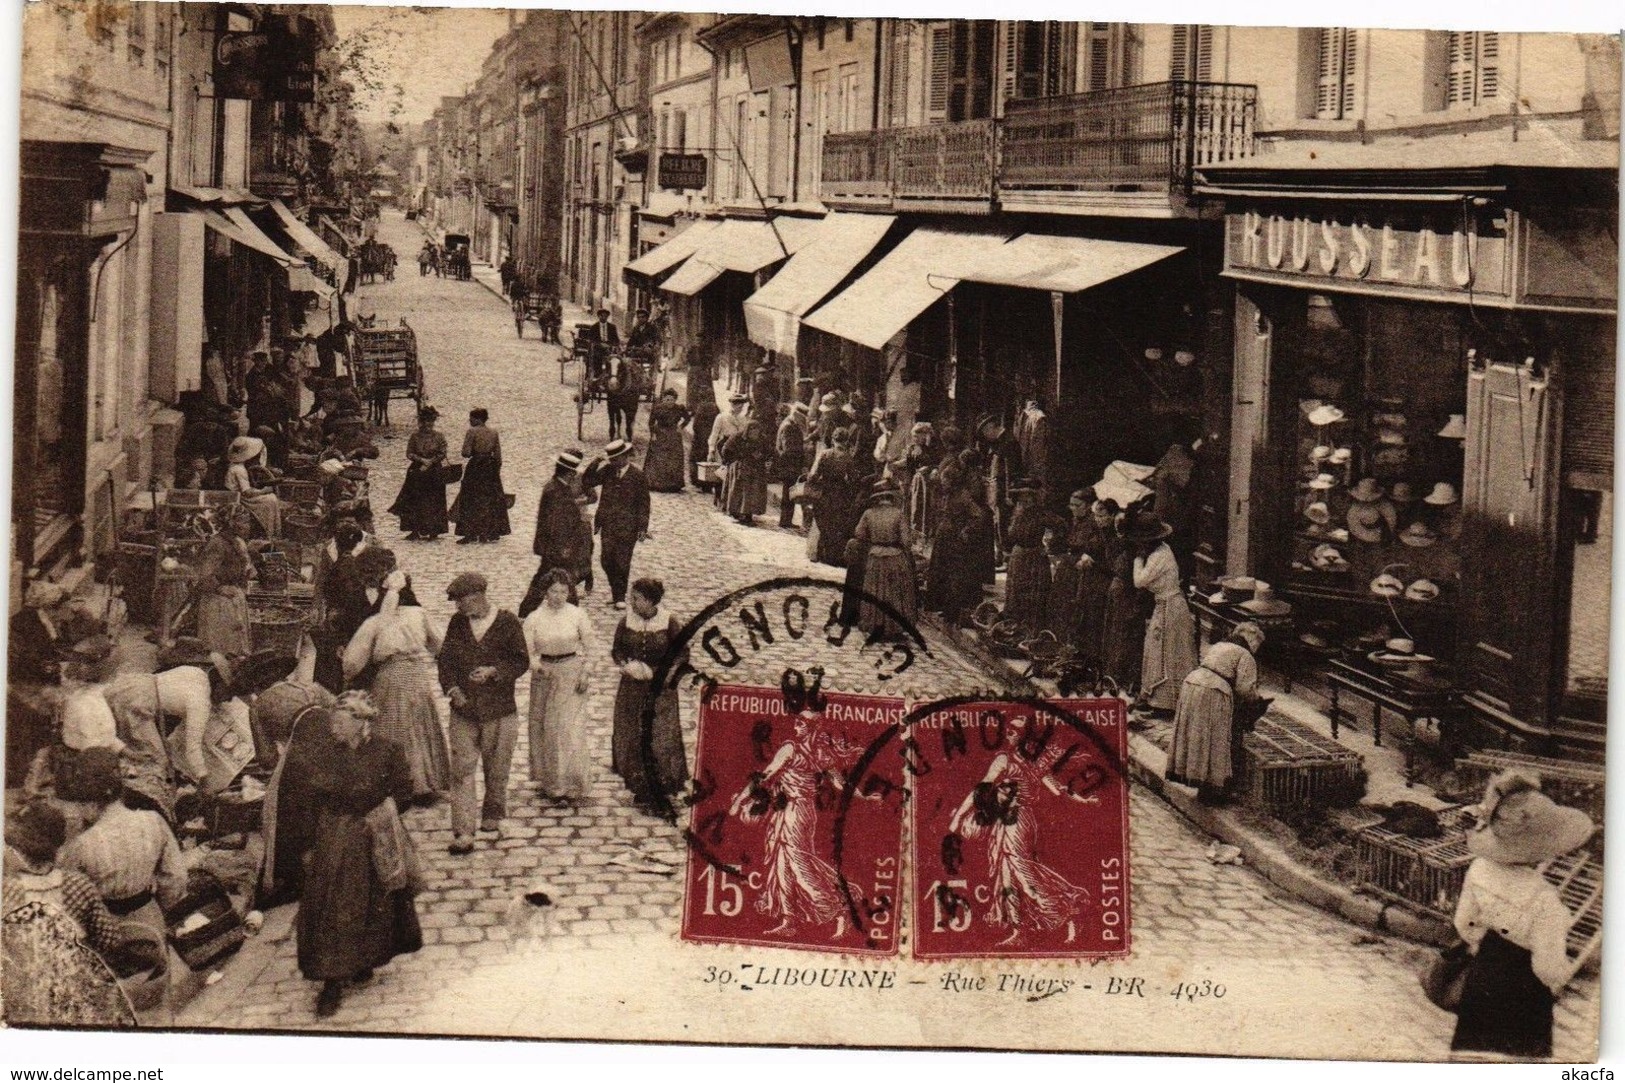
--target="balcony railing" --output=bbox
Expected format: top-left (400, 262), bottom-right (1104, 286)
top-left (1002, 81), bottom-right (1257, 192)
top-left (817, 81), bottom-right (1258, 208)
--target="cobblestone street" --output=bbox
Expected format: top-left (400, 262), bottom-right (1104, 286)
top-left (175, 214), bottom-right (1595, 1060)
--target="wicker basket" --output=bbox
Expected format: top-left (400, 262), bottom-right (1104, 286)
top-left (1240, 714), bottom-right (1365, 812)
top-left (282, 507), bottom-right (325, 544)
top-left (697, 460), bottom-right (723, 484)
top-left (275, 479), bottom-right (324, 506)
top-left (250, 603), bottom-right (308, 655)
top-left (1349, 806), bottom-right (1476, 917)
top-left (1452, 750), bottom-right (1605, 825)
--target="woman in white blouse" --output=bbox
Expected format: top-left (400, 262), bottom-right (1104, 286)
top-left (1123, 510), bottom-right (1196, 714)
top-left (224, 435), bottom-right (282, 537)
top-left (1450, 770), bottom-right (1593, 1059)
top-left (522, 567), bottom-right (596, 805)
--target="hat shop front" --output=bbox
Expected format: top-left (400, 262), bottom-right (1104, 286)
top-left (1209, 174), bottom-right (1617, 756)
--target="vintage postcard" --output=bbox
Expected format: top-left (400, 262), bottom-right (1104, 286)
top-left (4, 0), bottom-right (1615, 1067)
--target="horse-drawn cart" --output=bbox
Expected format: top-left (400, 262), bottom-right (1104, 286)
top-left (560, 325), bottom-right (660, 440)
top-left (442, 234), bottom-right (472, 281)
top-left (513, 290), bottom-right (562, 341)
top-left (348, 318), bottom-right (424, 423)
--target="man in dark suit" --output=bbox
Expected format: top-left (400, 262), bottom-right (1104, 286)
top-left (579, 307), bottom-right (620, 383)
top-left (583, 440), bottom-right (650, 610)
top-left (519, 450), bottom-right (590, 617)
top-left (438, 572), bottom-right (529, 854)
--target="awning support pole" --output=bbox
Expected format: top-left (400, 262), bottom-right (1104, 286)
top-left (1051, 291), bottom-right (1064, 405)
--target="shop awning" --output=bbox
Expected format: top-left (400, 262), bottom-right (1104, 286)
top-left (743, 212), bottom-right (895, 358)
top-left (624, 219), bottom-right (721, 279)
top-left (960, 235), bottom-right (1184, 293)
top-left (658, 216), bottom-right (825, 296)
top-left (801, 226), bottom-right (1013, 351)
top-left (269, 198), bottom-right (347, 277)
top-left (224, 206), bottom-right (297, 266)
top-left (202, 209), bottom-right (292, 265)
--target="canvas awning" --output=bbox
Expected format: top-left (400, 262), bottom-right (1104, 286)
top-left (623, 219), bottom-right (722, 279)
top-left (743, 212), bottom-right (894, 358)
top-left (801, 226), bottom-right (1012, 351)
top-left (269, 199), bottom-right (346, 277)
top-left (202, 209), bottom-right (292, 266)
top-left (658, 217), bottom-right (824, 297)
top-left (960, 235), bottom-right (1184, 293)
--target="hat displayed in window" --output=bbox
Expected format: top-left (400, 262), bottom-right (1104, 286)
top-left (1404, 578), bottom-right (1441, 602)
top-left (1306, 404), bottom-right (1346, 427)
top-left (1304, 501), bottom-right (1331, 525)
top-left (1390, 481), bottom-right (1417, 504)
top-left (1238, 583), bottom-right (1292, 617)
top-left (1423, 482), bottom-right (1459, 506)
top-left (1307, 472), bottom-right (1337, 490)
top-left (1329, 447), bottom-right (1353, 465)
top-left (1369, 572), bottom-right (1405, 597)
top-left (1399, 521), bottom-right (1440, 548)
top-left (1310, 445), bottom-right (1332, 462)
top-left (1348, 477), bottom-right (1384, 503)
top-left (1311, 544), bottom-right (1349, 571)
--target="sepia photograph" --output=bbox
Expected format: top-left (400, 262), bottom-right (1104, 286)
top-left (2, 0), bottom-right (1617, 1069)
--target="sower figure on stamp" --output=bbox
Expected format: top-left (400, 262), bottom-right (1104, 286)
top-left (520, 451), bottom-right (590, 617)
top-left (438, 573), bottom-right (529, 855)
top-left (583, 440), bottom-right (651, 611)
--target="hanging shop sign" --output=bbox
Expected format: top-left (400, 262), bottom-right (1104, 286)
top-left (215, 15), bottom-right (318, 103)
top-left (1222, 207), bottom-right (1511, 303)
top-left (658, 153), bottom-right (708, 192)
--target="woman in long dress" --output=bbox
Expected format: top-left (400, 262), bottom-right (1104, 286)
top-left (1166, 623), bottom-right (1264, 804)
top-left (388, 406), bottom-right (450, 540)
top-left (453, 408), bottom-right (511, 544)
top-left (255, 680), bottom-right (338, 907)
top-left (1003, 482), bottom-right (1059, 635)
top-left (1100, 514), bottom-right (1146, 692)
top-left (523, 568), bottom-right (596, 804)
top-left (808, 428), bottom-right (859, 566)
top-left (853, 486), bottom-right (917, 640)
top-left (296, 692), bottom-right (423, 1018)
top-left (729, 712), bottom-right (870, 939)
top-left (948, 730), bottom-right (1091, 946)
top-left (644, 390), bottom-right (688, 493)
top-left (193, 507), bottom-right (253, 656)
top-left (224, 435), bottom-right (282, 537)
top-left (609, 578), bottom-right (688, 815)
top-left (722, 418), bottom-right (771, 524)
top-left (925, 472), bottom-right (990, 626)
top-left (342, 569), bottom-right (450, 805)
top-left (1452, 771), bottom-right (1593, 1059)
top-left (1125, 511), bottom-right (1197, 713)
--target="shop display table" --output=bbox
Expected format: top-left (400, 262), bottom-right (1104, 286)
top-left (1325, 657), bottom-right (1467, 783)
top-left (1188, 593), bottom-right (1299, 690)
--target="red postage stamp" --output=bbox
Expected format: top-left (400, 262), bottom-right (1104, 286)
top-left (909, 697), bottom-right (1130, 960)
top-left (680, 685), bottom-right (907, 956)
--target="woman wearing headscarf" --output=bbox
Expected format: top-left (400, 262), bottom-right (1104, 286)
top-left (852, 483), bottom-right (917, 640)
top-left (1125, 509), bottom-right (1197, 713)
top-left (610, 578), bottom-right (689, 816)
top-left (297, 691), bottom-right (423, 1018)
top-left (389, 406), bottom-right (450, 540)
top-left (193, 506), bottom-right (254, 656)
top-left (453, 407), bottom-right (511, 544)
top-left (523, 568), bottom-right (596, 805)
top-left (644, 389), bottom-right (689, 494)
top-left (1166, 622), bottom-right (1265, 805)
top-left (342, 566), bottom-right (450, 806)
top-left (1449, 772), bottom-right (1593, 1059)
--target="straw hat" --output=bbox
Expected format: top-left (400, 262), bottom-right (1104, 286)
top-left (1329, 447), bottom-right (1353, 465)
top-left (1311, 544), bottom-right (1349, 571)
top-left (1238, 583), bottom-right (1292, 617)
top-left (1304, 501), bottom-right (1331, 525)
top-left (1369, 572), bottom-right (1405, 598)
top-left (1399, 521), bottom-right (1439, 548)
top-left (1404, 578), bottom-right (1441, 602)
top-left (604, 439), bottom-right (634, 459)
top-left (1423, 482), bottom-right (1459, 506)
top-left (1348, 477), bottom-right (1384, 503)
top-left (1118, 509), bottom-right (1172, 542)
top-left (1390, 481), bottom-right (1417, 504)
top-left (1310, 445), bottom-right (1332, 462)
top-left (1467, 772), bottom-right (1593, 866)
top-left (1306, 404), bottom-right (1346, 426)
top-left (228, 436), bottom-right (265, 464)
top-left (1307, 472), bottom-right (1337, 491)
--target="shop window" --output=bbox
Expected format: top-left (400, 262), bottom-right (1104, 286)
top-left (1314, 28), bottom-right (1357, 119)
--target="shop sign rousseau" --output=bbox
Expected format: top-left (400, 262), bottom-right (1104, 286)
top-left (1223, 209), bottom-right (1510, 300)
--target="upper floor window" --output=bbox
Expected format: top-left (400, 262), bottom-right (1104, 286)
top-left (1445, 31), bottom-right (1500, 108)
top-left (1169, 25), bottom-right (1214, 83)
top-left (126, 3), bottom-right (147, 67)
top-left (1315, 28), bottom-right (1356, 119)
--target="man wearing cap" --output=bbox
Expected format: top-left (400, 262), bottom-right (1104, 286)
top-left (626, 307), bottom-right (660, 356)
top-left (584, 441), bottom-right (651, 610)
top-left (775, 402), bottom-right (810, 529)
top-left (520, 451), bottom-right (591, 618)
top-left (438, 573), bottom-right (529, 853)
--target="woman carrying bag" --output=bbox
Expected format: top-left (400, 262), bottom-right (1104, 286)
top-left (1441, 770), bottom-right (1593, 1059)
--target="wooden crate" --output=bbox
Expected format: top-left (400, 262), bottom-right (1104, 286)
top-left (1350, 806), bottom-right (1476, 917)
top-left (1241, 714), bottom-right (1366, 811)
top-left (1546, 850), bottom-right (1603, 973)
top-left (1453, 750), bottom-right (1605, 825)
top-left (274, 479), bottom-right (324, 506)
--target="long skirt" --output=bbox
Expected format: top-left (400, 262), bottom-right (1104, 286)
top-left (1072, 567), bottom-right (1113, 665)
top-left (645, 428), bottom-right (685, 492)
top-left (296, 809), bottom-right (422, 981)
top-left (389, 465), bottom-right (449, 537)
top-left (1004, 546), bottom-right (1051, 633)
top-left (241, 493), bottom-right (282, 538)
top-left (812, 499), bottom-right (855, 565)
top-left (1141, 593), bottom-right (1198, 711)
top-left (367, 655), bottom-right (450, 800)
top-left (196, 587), bottom-right (251, 656)
top-left (840, 540), bottom-right (868, 626)
top-left (453, 453), bottom-right (511, 540)
top-left (610, 677), bottom-right (688, 807)
top-left (860, 547), bottom-right (917, 640)
top-left (527, 658), bottom-right (590, 799)
top-left (1452, 931), bottom-right (1554, 1058)
top-left (1101, 581), bottom-right (1145, 692)
top-left (1165, 673), bottom-right (1235, 789)
top-left (724, 461), bottom-right (769, 518)
top-left (1048, 559), bottom-right (1080, 640)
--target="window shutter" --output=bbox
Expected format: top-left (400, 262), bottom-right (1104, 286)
top-left (1445, 31), bottom-right (1498, 108)
top-left (1087, 24), bottom-right (1111, 91)
top-left (999, 22), bottom-right (1019, 106)
top-left (1195, 26), bottom-right (1214, 82)
top-left (1315, 28), bottom-right (1357, 119)
top-left (926, 22), bottom-right (951, 122)
top-left (1479, 32), bottom-right (1500, 100)
top-left (1170, 25), bottom-right (1213, 82)
top-left (1170, 25), bottom-right (1189, 80)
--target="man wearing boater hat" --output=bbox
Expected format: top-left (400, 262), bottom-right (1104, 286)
top-left (584, 440), bottom-right (651, 610)
top-left (520, 450), bottom-right (592, 617)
